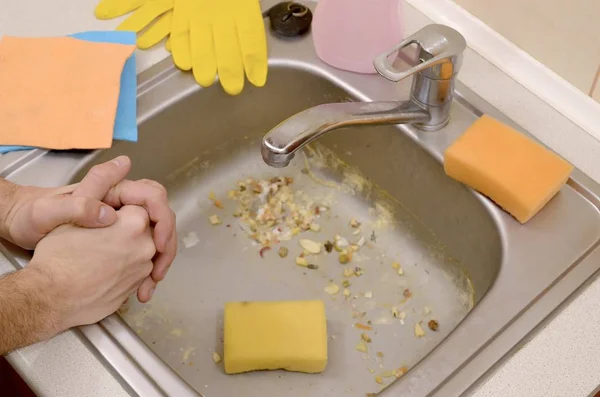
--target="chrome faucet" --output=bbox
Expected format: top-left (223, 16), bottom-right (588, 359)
top-left (261, 24), bottom-right (467, 167)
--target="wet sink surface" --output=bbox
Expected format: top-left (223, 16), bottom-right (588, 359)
top-left (2, 1), bottom-right (600, 396)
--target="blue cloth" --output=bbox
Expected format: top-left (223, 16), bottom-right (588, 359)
top-left (0, 30), bottom-right (137, 154)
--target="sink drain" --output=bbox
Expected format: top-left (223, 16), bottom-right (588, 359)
top-left (267, 2), bottom-right (313, 38)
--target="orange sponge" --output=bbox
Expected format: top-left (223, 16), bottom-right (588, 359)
top-left (444, 115), bottom-right (573, 224)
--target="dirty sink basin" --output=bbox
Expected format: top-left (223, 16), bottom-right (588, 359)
top-left (2, 1), bottom-right (600, 396)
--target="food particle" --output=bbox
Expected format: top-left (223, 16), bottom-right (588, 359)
top-left (380, 370), bottom-right (395, 378)
top-left (355, 323), bottom-right (372, 331)
top-left (356, 236), bottom-right (366, 247)
top-left (424, 306), bottom-right (432, 315)
top-left (392, 307), bottom-right (406, 321)
top-left (182, 232), bottom-right (200, 248)
top-left (355, 267), bottom-right (364, 277)
top-left (370, 230), bottom-right (377, 243)
top-left (397, 268), bottom-right (404, 276)
top-left (334, 236), bottom-right (349, 250)
top-left (208, 192), bottom-right (224, 209)
top-left (343, 288), bottom-right (351, 297)
top-left (376, 352), bottom-right (384, 358)
top-left (352, 311), bottom-right (367, 319)
top-left (339, 253), bottom-right (351, 264)
top-left (361, 333), bottom-right (372, 343)
top-left (278, 247), bottom-right (289, 258)
top-left (300, 239), bottom-right (322, 254)
top-left (212, 352), bottom-right (222, 364)
top-left (375, 376), bottom-right (383, 384)
top-left (251, 184), bottom-right (263, 194)
top-left (414, 322), bottom-right (425, 338)
top-left (324, 283), bottom-right (340, 295)
top-left (428, 320), bottom-right (439, 331)
top-left (343, 267), bottom-right (355, 278)
top-left (324, 241), bottom-right (334, 253)
top-left (355, 340), bottom-right (368, 353)
top-left (368, 368), bottom-right (375, 374)
top-left (403, 289), bottom-right (412, 298)
top-left (209, 215), bottom-right (222, 225)
top-left (352, 228), bottom-right (361, 235)
top-left (393, 366), bottom-right (408, 378)
top-left (310, 223), bottom-right (321, 232)
top-left (341, 279), bottom-right (351, 288)
top-left (259, 246), bottom-right (271, 258)
top-left (307, 264), bottom-right (319, 270)
top-left (367, 394), bottom-right (377, 397)
top-left (391, 262), bottom-right (400, 269)
top-left (350, 219), bottom-right (361, 228)
top-left (364, 291), bottom-right (373, 299)
top-left (296, 257), bottom-right (309, 267)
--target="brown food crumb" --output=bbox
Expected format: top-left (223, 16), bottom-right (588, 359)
top-left (428, 319), bottom-right (439, 331)
top-left (355, 323), bottom-right (372, 331)
top-left (376, 351), bottom-right (384, 358)
top-left (324, 241), bottom-right (334, 253)
top-left (361, 333), bottom-right (372, 343)
top-left (259, 246), bottom-right (271, 258)
top-left (214, 200), bottom-right (224, 209)
top-left (375, 376), bottom-right (383, 384)
top-left (403, 289), bottom-right (412, 298)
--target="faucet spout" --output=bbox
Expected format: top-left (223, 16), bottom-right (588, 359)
top-left (261, 101), bottom-right (429, 167)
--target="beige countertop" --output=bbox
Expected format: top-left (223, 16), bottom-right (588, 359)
top-left (2, 0), bottom-right (600, 396)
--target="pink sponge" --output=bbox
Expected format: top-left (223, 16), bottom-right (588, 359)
top-left (312, 0), bottom-right (404, 74)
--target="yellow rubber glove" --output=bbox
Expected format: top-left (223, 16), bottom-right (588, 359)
top-left (187, 0), bottom-right (268, 95)
top-left (169, 0), bottom-right (192, 70)
top-left (94, 0), bottom-right (173, 50)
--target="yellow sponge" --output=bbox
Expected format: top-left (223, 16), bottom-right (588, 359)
top-left (223, 300), bottom-right (328, 374)
top-left (444, 115), bottom-right (573, 224)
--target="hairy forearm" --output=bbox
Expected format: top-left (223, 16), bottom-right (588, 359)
top-left (0, 178), bottom-right (18, 241)
top-left (0, 267), bottom-right (60, 355)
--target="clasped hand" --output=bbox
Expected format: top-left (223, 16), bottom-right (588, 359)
top-left (1, 155), bottom-right (176, 331)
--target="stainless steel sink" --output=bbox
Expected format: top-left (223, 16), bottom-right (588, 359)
top-left (2, 1), bottom-right (600, 396)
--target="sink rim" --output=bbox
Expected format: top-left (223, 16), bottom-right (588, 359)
top-left (1, 1), bottom-right (600, 395)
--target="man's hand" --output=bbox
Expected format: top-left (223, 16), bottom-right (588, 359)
top-left (0, 204), bottom-right (158, 354)
top-left (72, 156), bottom-right (177, 302)
top-left (0, 155), bottom-right (177, 302)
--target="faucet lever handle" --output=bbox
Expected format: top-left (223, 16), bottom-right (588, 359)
top-left (373, 24), bottom-right (467, 82)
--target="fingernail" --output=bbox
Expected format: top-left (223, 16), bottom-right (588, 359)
top-left (148, 287), bottom-right (155, 300)
top-left (111, 156), bottom-right (126, 167)
top-left (98, 205), bottom-right (110, 224)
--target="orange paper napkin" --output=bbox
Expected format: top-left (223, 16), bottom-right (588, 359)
top-left (0, 36), bottom-right (135, 150)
